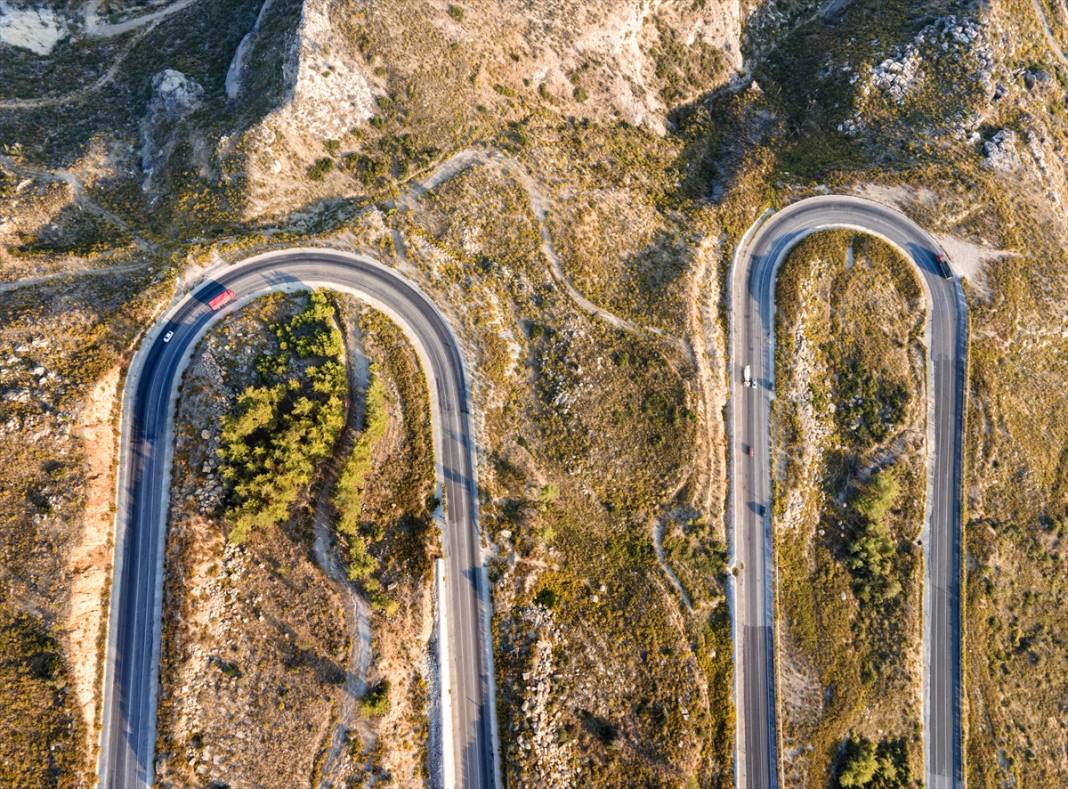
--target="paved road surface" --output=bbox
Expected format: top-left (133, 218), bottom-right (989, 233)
top-left (729, 196), bottom-right (966, 788)
top-left (98, 250), bottom-right (498, 788)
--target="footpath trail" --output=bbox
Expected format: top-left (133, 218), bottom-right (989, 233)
top-left (310, 309), bottom-right (374, 787)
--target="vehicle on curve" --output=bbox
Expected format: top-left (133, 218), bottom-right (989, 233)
top-left (162, 330), bottom-right (174, 343)
top-left (935, 253), bottom-right (953, 279)
top-left (207, 287), bottom-right (236, 311)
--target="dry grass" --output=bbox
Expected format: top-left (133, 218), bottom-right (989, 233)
top-left (962, 215), bottom-right (1068, 787)
top-left (154, 292), bottom-right (438, 786)
top-left (772, 231), bottom-right (925, 787)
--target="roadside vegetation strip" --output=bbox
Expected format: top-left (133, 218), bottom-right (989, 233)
top-left (333, 373), bottom-right (388, 582)
top-left (332, 309), bottom-right (435, 621)
top-left (731, 197), bottom-right (968, 789)
top-left (218, 290), bottom-right (346, 544)
top-left (771, 231), bottom-right (925, 787)
top-left (309, 298), bottom-right (374, 787)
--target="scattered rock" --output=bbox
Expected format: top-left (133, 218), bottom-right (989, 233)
top-left (139, 70), bottom-right (205, 191)
top-left (982, 129), bottom-right (1022, 172)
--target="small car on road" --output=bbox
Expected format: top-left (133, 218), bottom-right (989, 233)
top-left (162, 330), bottom-right (174, 343)
top-left (934, 253), bottom-right (953, 279)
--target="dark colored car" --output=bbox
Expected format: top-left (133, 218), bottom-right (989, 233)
top-left (934, 253), bottom-right (953, 279)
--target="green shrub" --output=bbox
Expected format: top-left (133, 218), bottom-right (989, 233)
top-left (534, 587), bottom-right (558, 608)
top-left (834, 358), bottom-right (908, 446)
top-left (334, 375), bottom-right (387, 536)
top-left (360, 679), bottom-right (390, 716)
top-left (835, 731), bottom-right (911, 788)
top-left (334, 372), bottom-right (390, 590)
top-left (447, 4), bottom-right (464, 21)
top-left (847, 470), bottom-right (904, 603)
top-left (306, 157), bottom-right (334, 181)
top-left (219, 293), bottom-right (346, 543)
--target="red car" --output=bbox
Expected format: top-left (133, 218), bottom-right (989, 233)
top-left (746, 444), bottom-right (754, 457)
top-left (934, 253), bottom-right (953, 280)
top-left (207, 288), bottom-right (235, 311)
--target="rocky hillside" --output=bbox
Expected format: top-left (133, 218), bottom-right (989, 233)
top-left (1, 0), bottom-right (1067, 786)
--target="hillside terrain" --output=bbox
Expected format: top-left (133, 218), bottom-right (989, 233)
top-left (0, 0), bottom-right (1066, 786)
top-left (154, 291), bottom-right (435, 787)
top-left (773, 232), bottom-right (925, 787)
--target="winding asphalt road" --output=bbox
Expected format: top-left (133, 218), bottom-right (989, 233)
top-left (728, 196), bottom-right (966, 788)
top-left (98, 249), bottom-right (499, 788)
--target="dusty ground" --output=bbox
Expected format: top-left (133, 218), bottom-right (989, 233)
top-left (153, 293), bottom-right (436, 787)
top-left (66, 364), bottom-right (122, 764)
top-left (772, 232), bottom-right (926, 786)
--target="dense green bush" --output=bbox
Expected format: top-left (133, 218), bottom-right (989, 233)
top-left (219, 292), bottom-right (346, 543)
top-left (847, 470), bottom-right (903, 603)
top-left (333, 372), bottom-right (388, 598)
top-left (834, 357), bottom-right (909, 447)
top-left (306, 157), bottom-right (335, 181)
top-left (835, 731), bottom-right (911, 788)
top-left (360, 679), bottom-right (391, 716)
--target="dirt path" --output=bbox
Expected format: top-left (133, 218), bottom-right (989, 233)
top-left (396, 146), bottom-right (692, 358)
top-left (1, 154), bottom-right (150, 248)
top-left (0, 261), bottom-right (150, 293)
top-left (83, 0), bottom-right (200, 38)
top-left (0, 1), bottom-right (216, 110)
top-left (311, 308), bottom-right (374, 788)
top-left (1030, 0), bottom-right (1068, 66)
top-left (651, 516), bottom-right (694, 612)
top-left (0, 22), bottom-right (160, 110)
top-left (0, 156), bottom-right (155, 291)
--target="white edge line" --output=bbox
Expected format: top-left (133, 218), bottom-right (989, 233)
top-left (725, 205), bottom-right (773, 789)
top-left (436, 557), bottom-right (454, 789)
top-left (731, 196), bottom-right (959, 789)
top-left (100, 247), bottom-right (499, 788)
